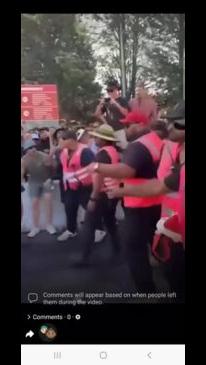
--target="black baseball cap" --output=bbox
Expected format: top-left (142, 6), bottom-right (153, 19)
top-left (166, 100), bottom-right (185, 123)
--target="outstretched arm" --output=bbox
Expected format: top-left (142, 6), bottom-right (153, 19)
top-left (106, 179), bottom-right (171, 199)
top-left (82, 162), bottom-right (136, 179)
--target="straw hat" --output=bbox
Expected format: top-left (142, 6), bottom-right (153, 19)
top-left (89, 124), bottom-right (118, 142)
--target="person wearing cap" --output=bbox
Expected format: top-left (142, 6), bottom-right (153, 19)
top-left (57, 130), bottom-right (95, 242)
top-left (76, 128), bottom-right (88, 144)
top-left (31, 132), bottom-right (40, 146)
top-left (129, 82), bottom-right (158, 125)
top-left (78, 111), bottom-right (166, 291)
top-left (77, 127), bottom-right (101, 155)
top-left (94, 80), bottom-right (129, 150)
top-left (36, 127), bottom-right (50, 153)
top-left (21, 139), bottom-right (57, 238)
top-left (73, 124), bottom-right (121, 265)
top-left (76, 127), bottom-right (106, 243)
top-left (76, 128), bottom-right (95, 152)
top-left (105, 101), bottom-right (185, 300)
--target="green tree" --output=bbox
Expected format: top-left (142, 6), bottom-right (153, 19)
top-left (81, 14), bottom-right (152, 98)
top-left (81, 13), bottom-right (185, 103)
top-left (84, 14), bottom-right (144, 97)
top-left (142, 13), bottom-right (185, 102)
top-left (21, 14), bottom-right (101, 122)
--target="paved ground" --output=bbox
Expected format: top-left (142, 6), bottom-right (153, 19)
top-left (21, 226), bottom-right (170, 305)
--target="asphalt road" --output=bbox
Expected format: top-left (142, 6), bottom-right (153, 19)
top-left (21, 227), bottom-right (170, 305)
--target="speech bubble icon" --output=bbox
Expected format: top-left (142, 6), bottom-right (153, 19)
top-left (28, 293), bottom-right (38, 303)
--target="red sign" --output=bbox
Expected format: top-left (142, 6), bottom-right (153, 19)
top-left (21, 84), bottom-right (59, 122)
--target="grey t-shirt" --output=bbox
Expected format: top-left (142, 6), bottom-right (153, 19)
top-left (23, 151), bottom-right (52, 184)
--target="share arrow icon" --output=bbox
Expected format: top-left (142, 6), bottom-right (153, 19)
top-left (25, 330), bottom-right (34, 338)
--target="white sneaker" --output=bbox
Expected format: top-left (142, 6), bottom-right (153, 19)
top-left (95, 230), bottom-right (107, 243)
top-left (46, 225), bottom-right (56, 235)
top-left (28, 227), bottom-right (40, 238)
top-left (57, 230), bottom-right (77, 242)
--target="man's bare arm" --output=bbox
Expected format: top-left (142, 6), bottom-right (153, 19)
top-left (106, 179), bottom-right (172, 199)
top-left (96, 162), bottom-right (135, 179)
top-left (90, 173), bottom-right (104, 199)
top-left (122, 179), bottom-right (170, 196)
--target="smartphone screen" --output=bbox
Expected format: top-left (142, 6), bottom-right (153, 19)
top-left (21, 12), bottom-right (185, 364)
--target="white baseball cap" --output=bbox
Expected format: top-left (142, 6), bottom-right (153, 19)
top-left (32, 133), bottom-right (39, 140)
top-left (76, 128), bottom-right (86, 141)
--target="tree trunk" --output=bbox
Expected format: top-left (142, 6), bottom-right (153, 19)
top-left (130, 39), bottom-right (138, 98)
top-left (128, 16), bottom-right (139, 99)
top-left (119, 14), bottom-right (127, 97)
top-left (178, 14), bottom-right (185, 98)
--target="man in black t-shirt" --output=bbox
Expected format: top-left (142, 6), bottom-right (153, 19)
top-left (73, 125), bottom-right (121, 265)
top-left (94, 80), bottom-right (129, 150)
top-left (104, 101), bottom-right (185, 301)
top-left (79, 113), bottom-right (167, 292)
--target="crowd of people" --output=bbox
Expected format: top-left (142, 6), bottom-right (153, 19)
top-left (21, 80), bottom-right (185, 300)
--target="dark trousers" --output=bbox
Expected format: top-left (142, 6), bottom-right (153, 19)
top-left (80, 193), bottom-right (120, 258)
top-left (63, 186), bottom-right (92, 233)
top-left (64, 189), bottom-right (80, 233)
top-left (122, 205), bottom-right (161, 292)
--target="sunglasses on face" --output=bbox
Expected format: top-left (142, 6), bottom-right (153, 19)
top-left (173, 122), bottom-right (185, 130)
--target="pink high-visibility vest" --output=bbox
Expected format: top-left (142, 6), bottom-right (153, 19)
top-left (158, 140), bottom-right (181, 215)
top-left (60, 143), bottom-right (92, 191)
top-left (124, 132), bottom-right (164, 208)
top-left (178, 164), bottom-right (185, 246)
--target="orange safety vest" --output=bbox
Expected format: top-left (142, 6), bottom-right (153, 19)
top-left (99, 145), bottom-right (120, 191)
top-left (124, 131), bottom-right (164, 208)
top-left (178, 164), bottom-right (185, 246)
top-left (60, 143), bottom-right (92, 191)
top-left (158, 140), bottom-right (181, 215)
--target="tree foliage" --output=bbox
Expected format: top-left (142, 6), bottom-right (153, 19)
top-left (81, 13), bottom-right (185, 103)
top-left (21, 14), bottom-right (101, 122)
top-left (143, 13), bottom-right (185, 103)
top-left (21, 13), bottom-right (185, 121)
